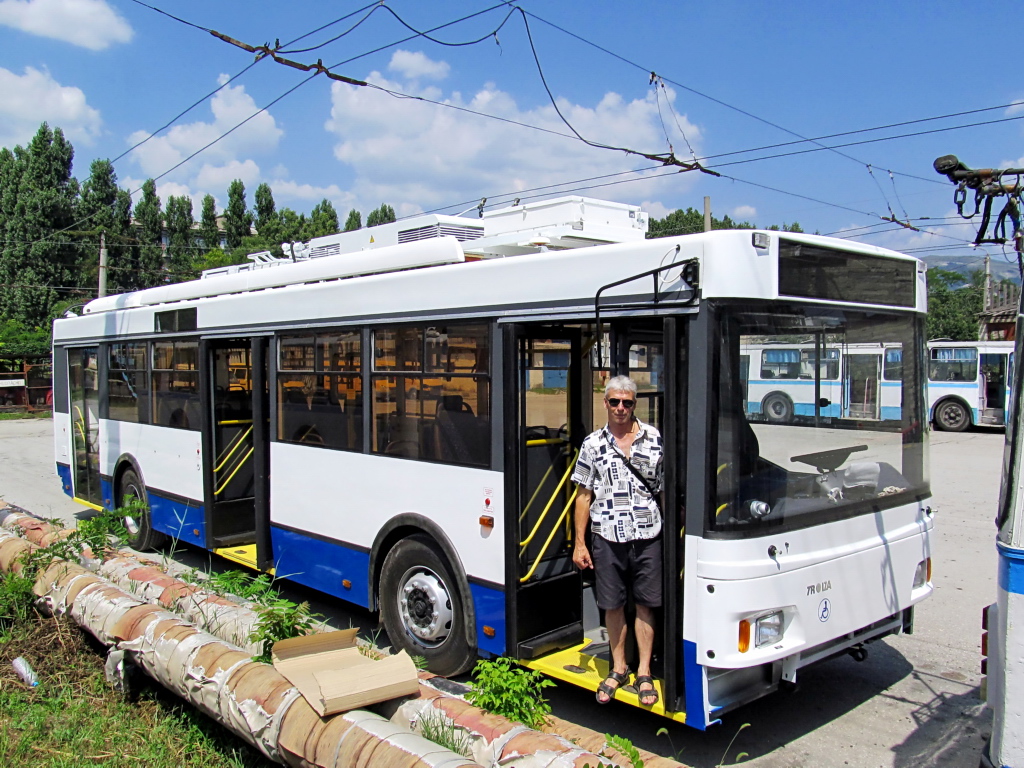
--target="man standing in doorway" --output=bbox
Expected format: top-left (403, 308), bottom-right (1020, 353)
top-left (572, 375), bottom-right (664, 706)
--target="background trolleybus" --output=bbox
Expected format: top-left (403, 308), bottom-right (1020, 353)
top-left (927, 340), bottom-right (1013, 432)
top-left (51, 197), bottom-right (933, 729)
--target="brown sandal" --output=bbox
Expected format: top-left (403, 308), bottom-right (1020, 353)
top-left (596, 669), bottom-right (630, 704)
top-left (635, 675), bottom-right (659, 706)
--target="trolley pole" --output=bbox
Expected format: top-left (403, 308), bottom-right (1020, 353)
top-left (703, 196), bottom-right (711, 232)
top-left (935, 155), bottom-right (1024, 768)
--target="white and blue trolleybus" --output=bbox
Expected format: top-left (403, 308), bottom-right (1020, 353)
top-left (51, 197), bottom-right (934, 728)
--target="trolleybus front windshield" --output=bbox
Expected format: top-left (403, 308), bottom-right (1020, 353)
top-left (712, 304), bottom-right (929, 534)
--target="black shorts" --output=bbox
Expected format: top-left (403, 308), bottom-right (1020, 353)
top-left (592, 535), bottom-right (662, 610)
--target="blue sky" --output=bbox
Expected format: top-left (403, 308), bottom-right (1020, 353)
top-left (2, 0), bottom-right (1023, 268)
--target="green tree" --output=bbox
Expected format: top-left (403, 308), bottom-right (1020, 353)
top-left (133, 178), bottom-right (164, 287)
top-left (253, 183), bottom-right (280, 244)
top-left (278, 208), bottom-right (306, 245)
top-left (0, 123), bottom-right (83, 325)
top-left (0, 317), bottom-right (50, 357)
top-left (309, 198), bottom-right (339, 238)
top-left (199, 194), bottom-right (220, 252)
top-left (79, 159), bottom-right (136, 293)
top-left (164, 195), bottom-right (195, 280)
top-left (927, 268), bottom-right (984, 340)
top-left (224, 179), bottom-right (252, 250)
top-left (344, 209), bottom-right (362, 231)
top-left (767, 222), bottom-right (804, 233)
top-left (366, 203), bottom-right (396, 227)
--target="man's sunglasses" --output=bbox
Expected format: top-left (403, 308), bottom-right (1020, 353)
top-left (607, 398), bottom-right (636, 408)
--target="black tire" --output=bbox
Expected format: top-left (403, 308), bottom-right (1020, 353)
top-left (934, 399), bottom-right (970, 432)
top-left (763, 393), bottom-right (794, 424)
top-left (118, 468), bottom-right (167, 550)
top-left (380, 536), bottom-right (474, 677)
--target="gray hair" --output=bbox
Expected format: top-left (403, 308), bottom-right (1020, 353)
top-left (604, 375), bottom-right (638, 398)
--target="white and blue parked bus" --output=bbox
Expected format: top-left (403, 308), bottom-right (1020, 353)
top-left (742, 342), bottom-right (905, 424)
top-left (52, 197), bottom-right (934, 728)
top-left (927, 340), bottom-right (1014, 432)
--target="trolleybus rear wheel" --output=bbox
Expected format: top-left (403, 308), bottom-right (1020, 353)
top-left (118, 468), bottom-right (167, 551)
top-left (763, 393), bottom-right (794, 423)
top-left (934, 399), bottom-right (970, 432)
top-left (380, 535), bottom-right (474, 677)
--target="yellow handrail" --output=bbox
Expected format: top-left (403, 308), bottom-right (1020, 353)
top-left (518, 442), bottom-right (571, 523)
top-left (519, 489), bottom-right (578, 583)
top-left (215, 447), bottom-right (254, 496)
top-left (519, 447), bottom-right (578, 548)
top-left (217, 419), bottom-right (253, 426)
top-left (213, 425), bottom-right (253, 473)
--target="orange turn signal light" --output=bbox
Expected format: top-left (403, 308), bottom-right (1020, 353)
top-left (738, 619), bottom-right (751, 653)
top-left (342, 579), bottom-right (352, 589)
top-left (483, 625), bottom-right (496, 638)
top-left (479, 515), bottom-right (494, 528)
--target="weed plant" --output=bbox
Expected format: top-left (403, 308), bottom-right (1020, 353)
top-left (417, 709), bottom-right (472, 758)
top-left (465, 657), bottom-right (555, 730)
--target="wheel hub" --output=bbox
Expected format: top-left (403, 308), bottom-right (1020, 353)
top-left (398, 569), bottom-right (454, 644)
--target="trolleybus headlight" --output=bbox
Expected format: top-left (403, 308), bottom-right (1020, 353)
top-left (755, 611), bottom-right (784, 648)
top-left (913, 558), bottom-right (931, 588)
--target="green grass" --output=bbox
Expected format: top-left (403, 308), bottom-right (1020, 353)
top-left (0, 611), bottom-right (275, 768)
top-left (0, 410), bottom-right (52, 421)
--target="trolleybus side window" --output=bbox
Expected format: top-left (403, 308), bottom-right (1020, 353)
top-left (278, 331), bottom-right (362, 450)
top-left (929, 347), bottom-right (977, 382)
top-left (151, 339), bottom-right (199, 430)
top-left (108, 341), bottom-right (148, 423)
top-left (371, 324), bottom-right (490, 466)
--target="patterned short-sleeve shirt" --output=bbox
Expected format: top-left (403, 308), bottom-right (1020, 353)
top-left (571, 419), bottom-right (664, 543)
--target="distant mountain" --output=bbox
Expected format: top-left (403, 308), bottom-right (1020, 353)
top-left (919, 253), bottom-right (1021, 284)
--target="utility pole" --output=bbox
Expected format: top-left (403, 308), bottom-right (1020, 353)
top-left (98, 232), bottom-right (108, 298)
top-left (935, 154), bottom-right (1024, 768)
top-left (703, 196), bottom-right (711, 233)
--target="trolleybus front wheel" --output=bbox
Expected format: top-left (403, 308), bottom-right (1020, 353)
top-left (934, 399), bottom-right (970, 432)
top-left (118, 468), bottom-right (167, 551)
top-left (380, 535), bottom-right (474, 677)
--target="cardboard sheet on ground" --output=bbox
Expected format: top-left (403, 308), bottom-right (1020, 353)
top-left (272, 628), bottom-right (420, 716)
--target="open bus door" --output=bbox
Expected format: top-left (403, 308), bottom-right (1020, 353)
top-left (68, 347), bottom-right (102, 507)
top-left (509, 318), bottom-right (687, 720)
top-left (202, 337), bottom-right (271, 570)
top-left (505, 326), bottom-right (585, 658)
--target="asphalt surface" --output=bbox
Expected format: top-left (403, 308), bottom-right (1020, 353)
top-left (0, 418), bottom-right (998, 767)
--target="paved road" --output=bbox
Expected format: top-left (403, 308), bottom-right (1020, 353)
top-left (0, 418), bottom-right (999, 767)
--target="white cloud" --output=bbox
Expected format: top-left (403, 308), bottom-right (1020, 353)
top-left (388, 50), bottom-right (450, 81)
top-left (732, 205), bottom-right (757, 220)
top-left (1006, 100), bottom-right (1024, 117)
top-left (325, 70), bottom-right (703, 216)
top-left (270, 178), bottom-right (354, 210)
top-left (0, 0), bottom-right (132, 50)
top-left (641, 200), bottom-right (672, 220)
top-left (0, 65), bottom-right (101, 148)
top-left (125, 75), bottom-right (282, 200)
top-left (194, 159), bottom-right (262, 191)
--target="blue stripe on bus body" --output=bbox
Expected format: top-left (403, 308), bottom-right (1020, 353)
top-left (56, 463), bottom-right (73, 498)
top-left (149, 493), bottom-right (206, 547)
top-left (880, 406), bottom-right (902, 420)
top-left (793, 403), bottom-right (841, 418)
top-left (270, 525), bottom-right (372, 609)
top-left (930, 382), bottom-right (979, 390)
top-left (100, 477), bottom-right (114, 510)
top-left (684, 639), bottom-right (712, 730)
top-left (469, 582), bottom-right (506, 657)
top-left (269, 525), bottom-right (507, 655)
top-left (998, 544), bottom-right (1024, 596)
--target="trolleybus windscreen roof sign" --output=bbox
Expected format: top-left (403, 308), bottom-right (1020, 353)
top-left (778, 240), bottom-right (916, 308)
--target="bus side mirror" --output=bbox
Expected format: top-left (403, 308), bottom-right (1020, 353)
top-left (819, 398), bottom-right (831, 407)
